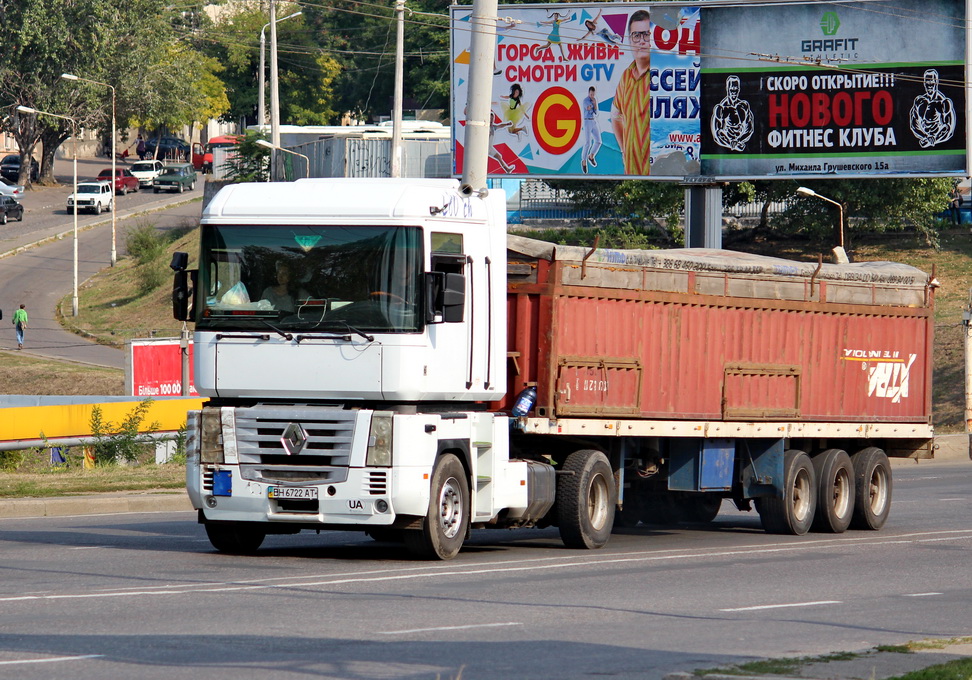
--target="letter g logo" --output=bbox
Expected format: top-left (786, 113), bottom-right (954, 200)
top-left (533, 87), bottom-right (581, 155)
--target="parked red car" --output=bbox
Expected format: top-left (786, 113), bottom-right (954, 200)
top-left (97, 168), bottom-right (140, 195)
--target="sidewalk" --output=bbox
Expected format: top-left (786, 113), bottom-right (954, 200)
top-left (664, 640), bottom-right (972, 680)
top-left (0, 488), bottom-right (192, 519)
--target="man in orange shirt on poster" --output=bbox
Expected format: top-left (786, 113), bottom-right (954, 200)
top-left (612, 9), bottom-right (652, 175)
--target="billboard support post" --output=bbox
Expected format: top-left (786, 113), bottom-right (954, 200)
top-left (180, 323), bottom-right (190, 397)
top-left (684, 185), bottom-right (723, 248)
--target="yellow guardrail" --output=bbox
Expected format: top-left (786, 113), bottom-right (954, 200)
top-left (0, 398), bottom-right (205, 445)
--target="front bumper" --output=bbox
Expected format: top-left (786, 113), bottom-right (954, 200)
top-left (189, 464), bottom-right (410, 528)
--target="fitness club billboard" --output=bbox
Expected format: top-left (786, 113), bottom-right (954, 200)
top-left (449, 0), bottom-right (967, 180)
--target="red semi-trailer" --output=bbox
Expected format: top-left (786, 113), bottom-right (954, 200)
top-left (502, 235), bottom-right (933, 535)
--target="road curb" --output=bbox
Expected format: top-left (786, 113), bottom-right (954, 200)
top-left (0, 492), bottom-right (193, 518)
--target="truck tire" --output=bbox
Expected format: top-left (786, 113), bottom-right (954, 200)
top-left (811, 449), bottom-right (855, 533)
top-left (94, 202), bottom-right (102, 215)
top-left (850, 447), bottom-right (892, 530)
top-left (758, 450), bottom-right (816, 535)
top-left (557, 449), bottom-right (615, 549)
top-left (680, 493), bottom-right (722, 523)
top-left (404, 453), bottom-right (469, 560)
top-left (205, 522), bottom-right (266, 554)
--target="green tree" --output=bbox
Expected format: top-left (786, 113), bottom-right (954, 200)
top-left (200, 5), bottom-right (342, 126)
top-left (306, 0), bottom-right (451, 121)
top-left (545, 179), bottom-right (687, 246)
top-left (0, 0), bottom-right (219, 180)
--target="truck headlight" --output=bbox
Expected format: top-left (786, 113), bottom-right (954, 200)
top-left (366, 412), bottom-right (393, 467)
top-left (199, 409), bottom-right (224, 464)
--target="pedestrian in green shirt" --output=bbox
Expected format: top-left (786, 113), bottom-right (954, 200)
top-left (12, 303), bottom-right (27, 350)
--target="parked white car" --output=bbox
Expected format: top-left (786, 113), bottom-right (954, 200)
top-left (67, 181), bottom-right (113, 215)
top-left (0, 177), bottom-right (24, 202)
top-left (129, 159), bottom-right (166, 188)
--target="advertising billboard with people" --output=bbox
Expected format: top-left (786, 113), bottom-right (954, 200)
top-left (450, 0), bottom-right (967, 180)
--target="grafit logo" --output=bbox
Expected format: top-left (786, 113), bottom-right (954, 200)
top-left (819, 11), bottom-right (840, 36)
top-left (801, 10), bottom-right (858, 55)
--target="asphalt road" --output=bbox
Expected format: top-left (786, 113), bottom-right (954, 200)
top-left (0, 155), bottom-right (204, 367)
top-left (0, 461), bottom-right (969, 680)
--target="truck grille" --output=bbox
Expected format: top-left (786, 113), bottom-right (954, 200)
top-left (233, 405), bottom-right (355, 485)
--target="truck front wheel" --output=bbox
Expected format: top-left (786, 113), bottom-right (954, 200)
top-left (558, 449), bottom-right (616, 549)
top-left (404, 453), bottom-right (469, 560)
top-left (758, 450), bottom-right (816, 535)
top-left (811, 448), bottom-right (855, 533)
top-left (850, 447), bottom-right (892, 530)
top-left (204, 522), bottom-right (266, 554)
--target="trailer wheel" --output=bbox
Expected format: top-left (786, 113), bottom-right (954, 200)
top-left (639, 491), bottom-right (683, 525)
top-left (558, 449), bottom-right (616, 549)
top-left (681, 494), bottom-right (722, 523)
top-left (758, 450), bottom-right (816, 535)
top-left (205, 522), bottom-right (266, 554)
top-left (404, 453), bottom-right (469, 560)
top-left (811, 449), bottom-right (855, 533)
top-left (850, 447), bottom-right (892, 530)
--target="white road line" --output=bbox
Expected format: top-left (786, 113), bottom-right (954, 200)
top-left (0, 655), bottom-right (103, 666)
top-left (719, 600), bottom-right (841, 612)
top-left (2, 529), bottom-right (970, 604)
top-left (903, 592), bottom-right (943, 597)
top-left (69, 546), bottom-right (105, 550)
top-left (380, 622), bottom-right (522, 635)
top-left (940, 498), bottom-right (966, 502)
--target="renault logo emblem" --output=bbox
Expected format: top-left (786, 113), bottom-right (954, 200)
top-left (281, 423), bottom-right (307, 455)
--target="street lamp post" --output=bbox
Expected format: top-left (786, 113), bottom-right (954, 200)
top-left (62, 72), bottom-right (117, 267)
top-left (796, 186), bottom-right (848, 262)
top-left (16, 106), bottom-right (80, 316)
top-left (259, 10), bottom-right (302, 129)
top-left (255, 139), bottom-right (309, 179)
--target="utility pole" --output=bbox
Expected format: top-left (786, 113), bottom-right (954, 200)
top-left (459, 0), bottom-right (498, 195)
top-left (270, 0), bottom-right (281, 150)
top-left (391, 0), bottom-right (405, 178)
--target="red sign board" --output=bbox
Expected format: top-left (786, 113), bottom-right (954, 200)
top-left (128, 338), bottom-right (198, 397)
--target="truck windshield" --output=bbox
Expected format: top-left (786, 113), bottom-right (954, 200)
top-left (196, 224), bottom-right (423, 333)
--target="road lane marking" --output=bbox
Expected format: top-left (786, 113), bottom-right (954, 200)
top-left (2, 529), bottom-right (970, 604)
top-left (380, 622), bottom-right (521, 635)
top-left (903, 592), bottom-right (943, 597)
top-left (0, 655), bottom-right (103, 666)
top-left (69, 546), bottom-right (105, 550)
top-left (719, 601), bottom-right (841, 612)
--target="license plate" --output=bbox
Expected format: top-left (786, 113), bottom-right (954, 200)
top-left (268, 486), bottom-right (318, 500)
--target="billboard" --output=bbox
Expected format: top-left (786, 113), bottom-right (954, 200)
top-left (127, 338), bottom-right (198, 398)
top-left (450, 0), bottom-right (967, 180)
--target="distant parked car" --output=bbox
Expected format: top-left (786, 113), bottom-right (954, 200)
top-left (144, 136), bottom-right (190, 161)
top-left (0, 195), bottom-right (24, 224)
top-left (67, 181), bottom-right (113, 215)
top-left (0, 177), bottom-right (24, 202)
top-left (152, 163), bottom-right (196, 193)
top-left (129, 160), bottom-right (165, 188)
top-left (0, 154), bottom-right (39, 182)
top-left (97, 167), bottom-right (140, 195)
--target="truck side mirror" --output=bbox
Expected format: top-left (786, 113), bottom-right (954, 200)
top-left (425, 271), bottom-right (466, 323)
top-left (173, 269), bottom-right (196, 321)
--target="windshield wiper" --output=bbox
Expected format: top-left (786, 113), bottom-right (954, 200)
top-left (261, 319), bottom-right (293, 341)
top-left (303, 320), bottom-right (374, 342)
